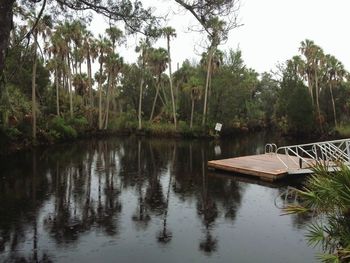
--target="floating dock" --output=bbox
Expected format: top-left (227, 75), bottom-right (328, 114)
top-left (208, 154), bottom-right (311, 181)
top-left (208, 139), bottom-right (350, 181)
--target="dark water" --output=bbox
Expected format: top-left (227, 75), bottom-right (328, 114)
top-left (0, 133), bottom-right (318, 263)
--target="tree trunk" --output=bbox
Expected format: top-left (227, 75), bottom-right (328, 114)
top-left (104, 73), bottom-right (111, 130)
top-left (167, 36), bottom-right (177, 129)
top-left (0, 0), bottom-right (15, 126)
top-left (98, 57), bottom-right (103, 130)
top-left (0, 0), bottom-right (14, 76)
top-left (190, 98), bottom-right (195, 129)
top-left (32, 35), bottom-right (38, 141)
top-left (150, 80), bottom-right (161, 121)
top-left (55, 68), bottom-right (60, 116)
top-left (87, 50), bottom-right (93, 107)
top-left (67, 53), bottom-right (74, 118)
top-left (202, 47), bottom-right (214, 127)
top-left (307, 72), bottom-right (314, 106)
top-left (315, 69), bottom-right (322, 132)
top-left (138, 75), bottom-right (144, 130)
top-left (329, 81), bottom-right (337, 127)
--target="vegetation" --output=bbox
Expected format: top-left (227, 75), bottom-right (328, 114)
top-left (1, 1), bottom-right (350, 151)
top-left (285, 165), bottom-right (350, 262)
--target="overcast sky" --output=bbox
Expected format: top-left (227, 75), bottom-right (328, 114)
top-left (90, 0), bottom-right (350, 74)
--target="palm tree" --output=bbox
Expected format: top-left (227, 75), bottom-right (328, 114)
top-left (105, 26), bottom-right (124, 54)
top-left (300, 39), bottom-right (324, 131)
top-left (183, 76), bottom-right (202, 129)
top-left (300, 39), bottom-right (316, 104)
top-left (135, 39), bottom-right (151, 130)
top-left (104, 53), bottom-right (123, 129)
top-left (324, 55), bottom-right (345, 128)
top-left (148, 47), bottom-right (168, 121)
top-left (96, 35), bottom-right (111, 130)
top-left (81, 30), bottom-right (97, 109)
top-left (285, 164), bottom-right (350, 262)
top-left (55, 21), bottom-right (77, 118)
top-left (162, 27), bottom-right (177, 129)
top-left (47, 26), bottom-right (68, 116)
top-left (29, 14), bottom-right (52, 141)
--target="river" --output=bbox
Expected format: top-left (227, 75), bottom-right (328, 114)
top-left (0, 133), bottom-right (319, 262)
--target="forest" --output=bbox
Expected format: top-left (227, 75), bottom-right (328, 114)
top-left (1, 0), bottom-right (350, 149)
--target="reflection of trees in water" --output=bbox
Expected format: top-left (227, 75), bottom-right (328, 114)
top-left (278, 186), bottom-right (313, 229)
top-left (157, 144), bottom-right (177, 244)
top-left (0, 140), bottom-right (125, 260)
top-left (0, 137), bottom-right (250, 260)
top-left (197, 147), bottom-right (218, 254)
top-left (0, 150), bottom-right (54, 262)
top-left (169, 141), bottom-right (245, 255)
top-left (145, 141), bottom-right (168, 214)
top-left (132, 139), bottom-right (151, 229)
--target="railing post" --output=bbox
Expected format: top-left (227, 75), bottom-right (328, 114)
top-left (346, 140), bottom-right (350, 163)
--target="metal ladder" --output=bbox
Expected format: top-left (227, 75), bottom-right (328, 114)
top-left (265, 138), bottom-right (350, 174)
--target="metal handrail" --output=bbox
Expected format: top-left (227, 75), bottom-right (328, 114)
top-left (265, 143), bottom-right (277, 154)
top-left (266, 138), bottom-right (350, 171)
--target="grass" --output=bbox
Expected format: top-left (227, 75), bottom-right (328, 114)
top-left (335, 124), bottom-right (350, 137)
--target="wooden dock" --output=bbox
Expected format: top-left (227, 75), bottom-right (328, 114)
top-left (208, 154), bottom-right (312, 181)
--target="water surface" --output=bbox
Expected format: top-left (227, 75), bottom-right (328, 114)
top-left (0, 133), bottom-right (317, 262)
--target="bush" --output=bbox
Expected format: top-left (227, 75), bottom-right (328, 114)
top-left (178, 120), bottom-right (205, 137)
top-left (143, 122), bottom-right (177, 136)
top-left (68, 116), bottom-right (88, 133)
top-left (335, 124), bottom-right (350, 137)
top-left (109, 112), bottom-right (138, 131)
top-left (0, 127), bottom-right (22, 142)
top-left (286, 85), bottom-right (314, 135)
top-left (50, 116), bottom-right (77, 139)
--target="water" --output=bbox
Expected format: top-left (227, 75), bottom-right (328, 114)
top-left (0, 133), bottom-right (318, 262)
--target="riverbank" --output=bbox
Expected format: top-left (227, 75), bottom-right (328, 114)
top-left (0, 117), bottom-right (342, 156)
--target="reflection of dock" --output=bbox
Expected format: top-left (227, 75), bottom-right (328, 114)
top-left (208, 139), bottom-right (350, 181)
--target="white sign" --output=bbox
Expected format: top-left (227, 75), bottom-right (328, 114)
top-left (214, 145), bottom-right (222, 156)
top-left (215, 123), bottom-right (222, 132)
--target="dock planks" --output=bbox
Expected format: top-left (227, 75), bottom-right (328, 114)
top-left (208, 154), bottom-right (310, 181)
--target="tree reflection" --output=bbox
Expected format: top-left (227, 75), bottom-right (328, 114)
top-left (197, 147), bottom-right (218, 254)
top-left (145, 142), bottom-right (166, 214)
top-left (0, 137), bottom-right (250, 261)
top-left (132, 139), bottom-right (151, 229)
top-left (0, 150), bottom-right (54, 262)
top-left (157, 144), bottom-right (176, 244)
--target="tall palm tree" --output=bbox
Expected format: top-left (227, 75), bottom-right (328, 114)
top-left (105, 26), bottom-right (124, 54)
top-left (135, 39), bottom-right (151, 130)
top-left (324, 55), bottom-right (345, 127)
top-left (300, 39), bottom-right (324, 131)
top-left (29, 14), bottom-right (52, 141)
top-left (162, 27), bottom-right (177, 129)
top-left (96, 35), bottom-right (111, 130)
top-left (148, 47), bottom-right (168, 121)
top-left (183, 76), bottom-right (202, 129)
top-left (300, 39), bottom-right (316, 104)
top-left (104, 53), bottom-right (123, 129)
top-left (82, 30), bottom-right (97, 109)
top-left (47, 26), bottom-right (68, 116)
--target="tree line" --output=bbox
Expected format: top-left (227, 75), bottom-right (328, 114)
top-left (1, 1), bottom-right (350, 145)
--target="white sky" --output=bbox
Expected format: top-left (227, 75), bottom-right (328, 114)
top-left (90, 0), bottom-right (350, 74)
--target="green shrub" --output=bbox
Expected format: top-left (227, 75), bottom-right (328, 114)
top-left (0, 127), bottom-right (22, 141)
top-left (178, 121), bottom-right (205, 137)
top-left (109, 112), bottom-right (138, 131)
top-left (68, 116), bottom-right (88, 133)
top-left (336, 124), bottom-right (350, 137)
top-left (50, 116), bottom-right (77, 139)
